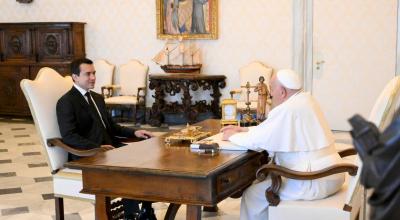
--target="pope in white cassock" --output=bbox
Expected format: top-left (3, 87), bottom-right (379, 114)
top-left (221, 69), bottom-right (345, 220)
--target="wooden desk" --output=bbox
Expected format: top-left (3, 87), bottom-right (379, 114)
top-left (66, 119), bottom-right (265, 220)
top-left (148, 74), bottom-right (226, 127)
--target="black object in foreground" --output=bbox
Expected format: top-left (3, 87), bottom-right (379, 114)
top-left (348, 112), bottom-right (400, 220)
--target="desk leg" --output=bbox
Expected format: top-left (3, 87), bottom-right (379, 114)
top-left (95, 195), bottom-right (110, 220)
top-left (186, 205), bottom-right (201, 220)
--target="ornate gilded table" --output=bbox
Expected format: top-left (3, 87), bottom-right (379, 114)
top-left (148, 74), bottom-right (226, 126)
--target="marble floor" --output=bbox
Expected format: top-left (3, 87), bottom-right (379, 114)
top-left (0, 118), bottom-right (351, 220)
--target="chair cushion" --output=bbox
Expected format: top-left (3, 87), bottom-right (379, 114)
top-left (270, 153), bottom-right (361, 220)
top-left (269, 176), bottom-right (357, 220)
top-left (105, 96), bottom-right (138, 105)
top-left (53, 168), bottom-right (94, 201)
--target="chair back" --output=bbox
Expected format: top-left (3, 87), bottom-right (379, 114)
top-left (93, 59), bottom-right (115, 94)
top-left (345, 76), bottom-right (400, 210)
top-left (20, 68), bottom-right (73, 173)
top-left (369, 76), bottom-right (400, 129)
top-left (239, 61), bottom-right (273, 101)
top-left (119, 60), bottom-right (149, 96)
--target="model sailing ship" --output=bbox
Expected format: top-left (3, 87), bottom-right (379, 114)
top-left (152, 38), bottom-right (202, 73)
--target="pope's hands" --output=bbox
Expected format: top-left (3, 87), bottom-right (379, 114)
top-left (134, 130), bottom-right (155, 139)
top-left (222, 129), bottom-right (238, 140)
top-left (220, 125), bottom-right (248, 140)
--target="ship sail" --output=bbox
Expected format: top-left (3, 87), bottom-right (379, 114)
top-left (152, 39), bottom-right (201, 71)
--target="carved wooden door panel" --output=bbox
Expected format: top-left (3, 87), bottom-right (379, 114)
top-left (35, 27), bottom-right (69, 62)
top-left (1, 26), bottom-right (34, 62)
top-left (0, 65), bottom-right (30, 115)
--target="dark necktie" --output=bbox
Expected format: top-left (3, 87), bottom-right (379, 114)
top-left (85, 92), bottom-right (106, 128)
top-left (85, 92), bottom-right (114, 145)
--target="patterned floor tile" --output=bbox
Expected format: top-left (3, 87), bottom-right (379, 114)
top-left (11, 128), bottom-right (26, 131)
top-left (34, 177), bottom-right (52, 183)
top-left (14, 135), bottom-right (30, 138)
top-left (27, 163), bottom-right (48, 168)
top-left (41, 193), bottom-right (54, 200)
top-left (18, 142), bottom-right (37, 146)
top-left (22, 152), bottom-right (42, 156)
top-left (0, 187), bottom-right (22, 195)
top-left (0, 172), bottom-right (16, 177)
top-left (0, 159), bottom-right (12, 164)
top-left (1, 206), bottom-right (29, 216)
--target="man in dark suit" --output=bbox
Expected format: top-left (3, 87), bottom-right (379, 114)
top-left (56, 58), bottom-right (156, 220)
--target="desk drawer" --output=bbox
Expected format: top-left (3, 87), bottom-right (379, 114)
top-left (216, 156), bottom-right (261, 196)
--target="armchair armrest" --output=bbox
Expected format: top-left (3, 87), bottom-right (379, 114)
top-left (256, 160), bottom-right (358, 206)
top-left (338, 148), bottom-right (357, 158)
top-left (113, 136), bottom-right (143, 143)
top-left (101, 84), bottom-right (121, 98)
top-left (230, 89), bottom-right (242, 99)
top-left (47, 138), bottom-right (105, 157)
top-left (136, 87), bottom-right (146, 103)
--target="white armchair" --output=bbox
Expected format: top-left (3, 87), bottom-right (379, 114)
top-left (104, 59), bottom-right (149, 123)
top-left (230, 61), bottom-right (273, 112)
top-left (258, 76), bottom-right (400, 220)
top-left (92, 59), bottom-right (116, 96)
top-left (20, 68), bottom-right (123, 220)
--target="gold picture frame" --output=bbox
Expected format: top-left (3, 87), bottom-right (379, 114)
top-left (156, 0), bottom-right (218, 40)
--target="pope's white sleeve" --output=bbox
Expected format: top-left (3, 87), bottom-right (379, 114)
top-left (228, 106), bottom-right (292, 151)
top-left (229, 126), bottom-right (267, 151)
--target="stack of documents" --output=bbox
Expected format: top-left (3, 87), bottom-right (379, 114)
top-left (190, 133), bottom-right (248, 151)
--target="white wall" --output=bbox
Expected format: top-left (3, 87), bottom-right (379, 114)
top-left (0, 0), bottom-right (292, 106)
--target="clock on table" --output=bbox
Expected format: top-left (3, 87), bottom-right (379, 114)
top-left (221, 99), bottom-right (239, 126)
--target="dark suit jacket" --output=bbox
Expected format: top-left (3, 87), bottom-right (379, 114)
top-left (56, 86), bottom-right (136, 160)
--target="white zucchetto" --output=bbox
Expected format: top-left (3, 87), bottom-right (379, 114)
top-left (277, 69), bottom-right (302, 90)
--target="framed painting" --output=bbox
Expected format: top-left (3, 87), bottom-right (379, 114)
top-left (156, 0), bottom-right (218, 40)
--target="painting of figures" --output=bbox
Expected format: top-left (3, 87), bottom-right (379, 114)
top-left (157, 0), bottom-right (218, 39)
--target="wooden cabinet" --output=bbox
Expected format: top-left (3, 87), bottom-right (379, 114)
top-left (0, 22), bottom-right (85, 116)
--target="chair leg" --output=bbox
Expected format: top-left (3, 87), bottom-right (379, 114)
top-left (55, 197), bottom-right (64, 220)
top-left (133, 105), bottom-right (137, 124)
top-left (142, 104), bottom-right (146, 124)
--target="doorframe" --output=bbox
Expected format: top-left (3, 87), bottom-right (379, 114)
top-left (293, 0), bottom-right (400, 90)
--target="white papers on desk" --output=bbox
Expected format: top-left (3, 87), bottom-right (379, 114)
top-left (190, 133), bottom-right (248, 151)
